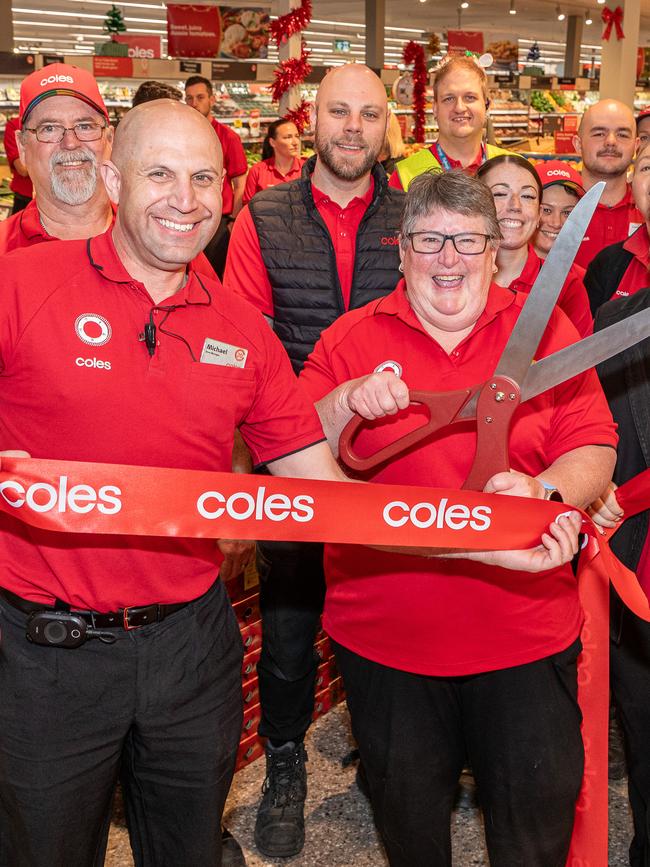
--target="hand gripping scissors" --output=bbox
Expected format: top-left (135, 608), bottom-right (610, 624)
top-left (339, 181), bottom-right (650, 490)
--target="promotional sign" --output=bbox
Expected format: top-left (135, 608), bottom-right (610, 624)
top-left (446, 30), bottom-right (484, 55)
top-left (92, 56), bottom-right (133, 77)
top-left (114, 34), bottom-right (162, 59)
top-left (167, 5), bottom-right (269, 60)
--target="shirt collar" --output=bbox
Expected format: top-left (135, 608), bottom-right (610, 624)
top-left (599, 183), bottom-right (634, 211)
top-left (505, 245), bottom-right (540, 292)
top-left (374, 278), bottom-right (518, 340)
top-left (87, 228), bottom-right (209, 304)
top-left (311, 175), bottom-right (375, 210)
top-left (623, 222), bottom-right (650, 266)
top-left (19, 199), bottom-right (50, 242)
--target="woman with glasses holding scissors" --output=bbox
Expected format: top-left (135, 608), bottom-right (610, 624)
top-left (298, 170), bottom-right (617, 867)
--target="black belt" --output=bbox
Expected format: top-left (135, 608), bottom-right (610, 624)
top-left (0, 587), bottom-right (190, 630)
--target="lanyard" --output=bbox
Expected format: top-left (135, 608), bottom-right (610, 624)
top-left (431, 140), bottom-right (486, 172)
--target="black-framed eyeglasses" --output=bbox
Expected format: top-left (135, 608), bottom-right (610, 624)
top-left (24, 122), bottom-right (107, 143)
top-left (407, 231), bottom-right (495, 256)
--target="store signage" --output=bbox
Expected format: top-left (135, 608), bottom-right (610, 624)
top-left (211, 60), bottom-right (257, 80)
top-left (495, 72), bottom-right (515, 83)
top-left (92, 56), bottom-right (134, 77)
top-left (114, 34), bottom-right (162, 59)
top-left (166, 5), bottom-right (270, 60)
top-left (446, 30), bottom-right (484, 55)
top-left (333, 39), bottom-right (351, 53)
top-left (43, 54), bottom-right (65, 66)
top-left (558, 76), bottom-right (576, 86)
top-left (532, 75), bottom-right (555, 87)
top-left (180, 59), bottom-right (202, 73)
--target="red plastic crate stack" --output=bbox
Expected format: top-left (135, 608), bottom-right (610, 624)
top-left (224, 559), bottom-right (345, 772)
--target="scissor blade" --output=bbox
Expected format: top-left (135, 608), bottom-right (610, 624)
top-left (519, 306), bottom-right (650, 402)
top-left (492, 180), bottom-right (605, 386)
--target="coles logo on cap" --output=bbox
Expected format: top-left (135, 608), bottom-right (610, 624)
top-left (75, 314), bottom-right (112, 347)
top-left (547, 168), bottom-right (570, 179)
top-left (20, 63), bottom-right (109, 125)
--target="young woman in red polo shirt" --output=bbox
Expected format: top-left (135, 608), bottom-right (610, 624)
top-left (477, 153), bottom-right (592, 337)
top-left (243, 119), bottom-right (304, 204)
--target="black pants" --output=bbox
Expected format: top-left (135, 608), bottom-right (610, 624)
top-left (11, 192), bottom-right (31, 215)
top-left (256, 540), bottom-right (326, 743)
top-left (611, 591), bottom-right (650, 867)
top-left (334, 638), bottom-right (584, 867)
top-left (0, 580), bottom-right (243, 867)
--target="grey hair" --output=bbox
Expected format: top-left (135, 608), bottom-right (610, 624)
top-left (400, 170), bottom-right (502, 248)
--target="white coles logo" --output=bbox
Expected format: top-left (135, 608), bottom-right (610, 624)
top-left (383, 497), bottom-right (491, 531)
top-left (75, 313), bottom-right (112, 347)
top-left (0, 475), bottom-right (122, 514)
top-left (197, 486), bottom-right (314, 523)
top-left (40, 74), bottom-right (74, 85)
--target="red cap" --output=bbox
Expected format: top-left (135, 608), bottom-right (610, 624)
top-left (20, 63), bottom-right (109, 125)
top-left (535, 160), bottom-right (584, 197)
top-left (637, 107), bottom-right (650, 125)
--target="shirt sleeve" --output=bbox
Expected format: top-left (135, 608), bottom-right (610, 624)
top-left (223, 206), bottom-right (275, 317)
top-left (243, 162), bottom-right (261, 205)
top-left (557, 268), bottom-right (593, 339)
top-left (388, 169), bottom-right (404, 190)
top-left (3, 118), bottom-right (20, 170)
top-left (240, 316), bottom-right (325, 466)
top-left (222, 126), bottom-right (249, 179)
top-left (540, 312), bottom-right (618, 464)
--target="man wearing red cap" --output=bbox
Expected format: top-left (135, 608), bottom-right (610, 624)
top-left (0, 63), bottom-right (114, 254)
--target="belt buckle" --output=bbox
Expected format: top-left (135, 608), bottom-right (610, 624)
top-left (123, 606), bottom-right (140, 631)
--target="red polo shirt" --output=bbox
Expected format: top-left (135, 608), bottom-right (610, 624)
top-left (573, 184), bottom-right (643, 270)
top-left (210, 118), bottom-right (248, 216)
top-left (300, 281), bottom-right (617, 676)
top-left (243, 156), bottom-right (304, 204)
top-left (607, 223), bottom-right (650, 301)
top-left (500, 245), bottom-right (593, 337)
top-left (3, 116), bottom-right (32, 199)
top-left (0, 230), bottom-right (324, 611)
top-left (224, 177), bottom-right (376, 316)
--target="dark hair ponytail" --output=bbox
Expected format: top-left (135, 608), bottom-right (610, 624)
top-left (262, 119), bottom-right (295, 161)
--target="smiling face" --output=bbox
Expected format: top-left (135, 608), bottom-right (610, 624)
top-left (103, 101), bottom-right (222, 273)
top-left (433, 67), bottom-right (487, 147)
top-left (575, 100), bottom-right (637, 179)
top-left (481, 161), bottom-right (541, 252)
top-left (638, 116), bottom-right (650, 151)
top-left (269, 121), bottom-right (301, 161)
top-left (313, 64), bottom-right (388, 183)
top-left (534, 184), bottom-right (579, 256)
top-left (400, 207), bottom-right (497, 337)
top-left (19, 94), bottom-right (113, 207)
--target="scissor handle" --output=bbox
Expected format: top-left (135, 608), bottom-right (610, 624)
top-left (462, 375), bottom-right (521, 491)
top-left (338, 388), bottom-right (474, 474)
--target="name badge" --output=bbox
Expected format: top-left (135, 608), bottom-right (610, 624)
top-left (200, 338), bottom-right (248, 368)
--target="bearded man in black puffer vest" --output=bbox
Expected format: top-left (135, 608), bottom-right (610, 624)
top-left (223, 63), bottom-right (404, 859)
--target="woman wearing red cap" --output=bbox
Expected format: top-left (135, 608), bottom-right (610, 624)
top-left (533, 160), bottom-right (586, 259)
top-left (477, 154), bottom-right (592, 338)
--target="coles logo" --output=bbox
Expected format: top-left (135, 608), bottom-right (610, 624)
top-left (40, 74), bottom-right (74, 86)
top-left (75, 313), bottom-right (112, 347)
top-left (380, 236), bottom-right (399, 245)
top-left (0, 475), bottom-right (121, 515)
top-left (374, 359), bottom-right (402, 377)
top-left (383, 497), bottom-right (491, 531)
top-left (197, 485), bottom-right (314, 523)
top-left (547, 169), bottom-right (570, 179)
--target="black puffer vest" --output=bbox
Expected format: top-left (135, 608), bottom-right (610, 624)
top-left (248, 156), bottom-right (405, 372)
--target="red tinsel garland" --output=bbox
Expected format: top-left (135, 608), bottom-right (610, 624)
top-left (270, 0), bottom-right (312, 47)
top-left (284, 99), bottom-right (311, 133)
top-left (270, 41), bottom-right (312, 103)
top-left (402, 41), bottom-right (427, 144)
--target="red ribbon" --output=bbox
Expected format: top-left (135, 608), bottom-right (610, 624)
top-left (602, 5), bottom-right (625, 41)
top-left (1, 456), bottom-right (649, 865)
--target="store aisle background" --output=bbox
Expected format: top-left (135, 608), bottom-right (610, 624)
top-left (106, 703), bottom-right (633, 866)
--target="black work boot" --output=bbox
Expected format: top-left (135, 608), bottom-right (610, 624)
top-left (221, 826), bottom-right (247, 867)
top-left (254, 741), bottom-right (308, 857)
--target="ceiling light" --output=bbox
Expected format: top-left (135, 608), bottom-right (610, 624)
top-left (460, 2), bottom-right (469, 8)
top-left (585, 11), bottom-right (593, 23)
top-left (509, 0), bottom-right (517, 14)
top-left (556, 5), bottom-right (565, 19)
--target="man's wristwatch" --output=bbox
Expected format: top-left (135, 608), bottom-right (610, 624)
top-left (539, 480), bottom-right (564, 502)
